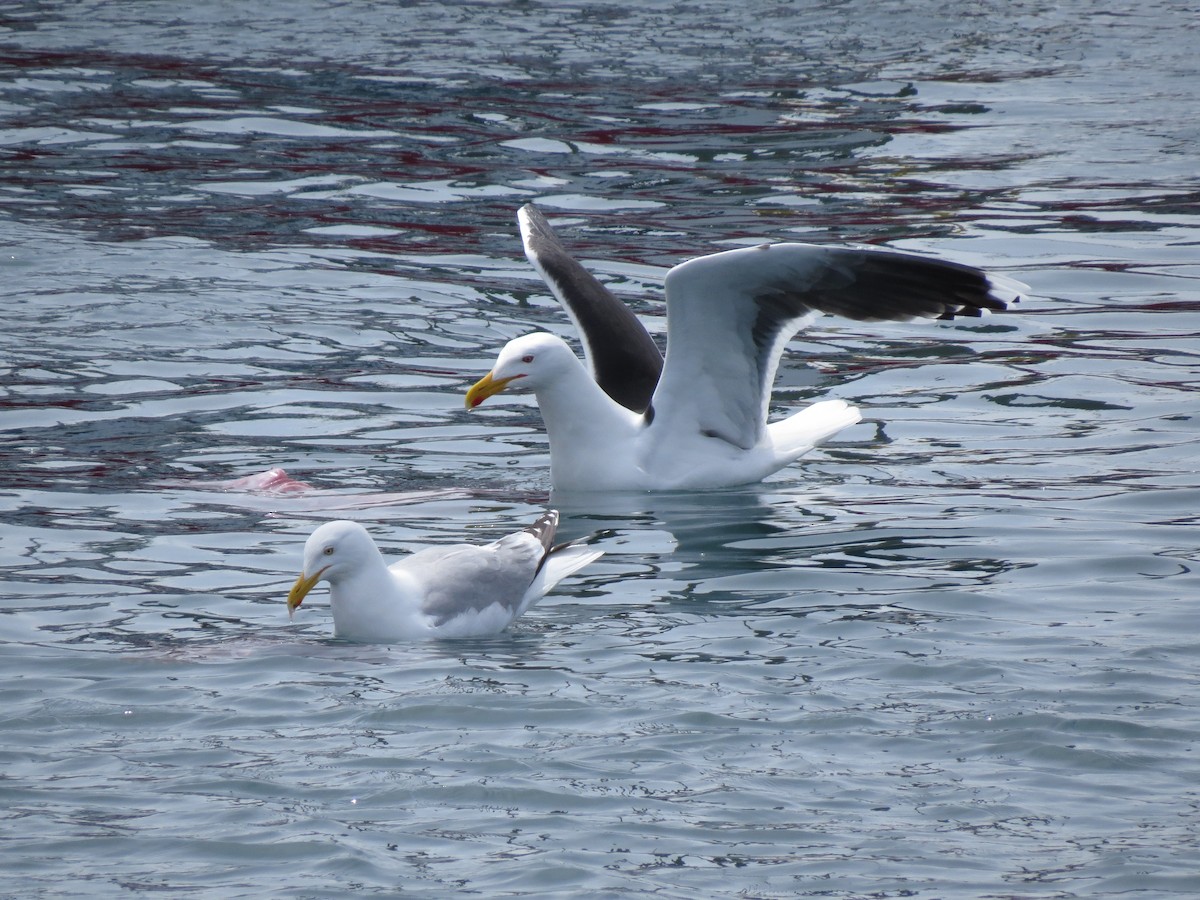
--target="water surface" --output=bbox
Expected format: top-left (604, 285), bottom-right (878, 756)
top-left (2, 1), bottom-right (1198, 896)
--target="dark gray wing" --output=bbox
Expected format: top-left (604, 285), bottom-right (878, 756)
top-left (518, 204), bottom-right (663, 413)
top-left (755, 244), bottom-right (1022, 322)
top-left (651, 241), bottom-right (1025, 450)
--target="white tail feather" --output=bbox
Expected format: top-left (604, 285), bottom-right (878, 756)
top-left (521, 545), bottom-right (603, 618)
top-left (768, 399), bottom-right (862, 460)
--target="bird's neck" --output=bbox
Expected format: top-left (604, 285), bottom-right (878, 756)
top-left (530, 361), bottom-right (642, 489)
top-left (327, 549), bottom-right (422, 638)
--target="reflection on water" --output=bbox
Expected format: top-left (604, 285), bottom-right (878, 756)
top-left (2, 1), bottom-right (1199, 897)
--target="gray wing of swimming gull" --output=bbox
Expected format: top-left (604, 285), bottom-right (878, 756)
top-left (394, 511), bottom-right (560, 627)
top-left (395, 543), bottom-right (540, 627)
top-left (519, 203), bottom-right (663, 414)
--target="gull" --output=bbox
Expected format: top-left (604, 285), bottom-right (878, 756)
top-left (286, 510), bottom-right (602, 641)
top-left (465, 204), bottom-right (1024, 491)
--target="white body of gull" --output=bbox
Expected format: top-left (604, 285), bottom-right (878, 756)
top-left (286, 511), bottom-right (602, 641)
top-left (466, 204), bottom-right (1025, 492)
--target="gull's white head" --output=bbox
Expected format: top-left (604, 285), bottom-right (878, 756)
top-left (286, 520), bottom-right (375, 618)
top-left (465, 332), bottom-right (576, 409)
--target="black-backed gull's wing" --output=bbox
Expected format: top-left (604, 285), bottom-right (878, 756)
top-left (518, 204), bottom-right (663, 413)
top-left (651, 242), bottom-right (1024, 451)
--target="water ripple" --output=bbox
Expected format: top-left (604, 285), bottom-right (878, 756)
top-left (3, 1), bottom-right (1199, 896)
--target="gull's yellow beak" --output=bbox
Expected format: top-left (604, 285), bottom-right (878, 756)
top-left (286, 566), bottom-right (328, 620)
top-left (465, 371), bottom-right (521, 409)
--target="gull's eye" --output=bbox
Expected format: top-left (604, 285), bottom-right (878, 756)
top-left (521, 354), bottom-right (534, 364)
top-left (323, 546), bottom-right (334, 556)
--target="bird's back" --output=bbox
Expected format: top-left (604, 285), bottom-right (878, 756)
top-left (394, 541), bottom-right (543, 629)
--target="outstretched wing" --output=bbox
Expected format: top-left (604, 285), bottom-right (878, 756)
top-left (651, 241), bottom-right (1025, 450)
top-left (518, 204), bottom-right (663, 413)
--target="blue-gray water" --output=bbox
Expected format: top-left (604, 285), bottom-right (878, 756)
top-left (2, 1), bottom-right (1198, 896)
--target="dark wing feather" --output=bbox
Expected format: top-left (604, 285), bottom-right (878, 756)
top-left (522, 509), bottom-right (559, 574)
top-left (796, 247), bottom-right (1014, 321)
top-left (651, 241), bottom-right (1024, 450)
top-left (519, 204), bottom-right (663, 413)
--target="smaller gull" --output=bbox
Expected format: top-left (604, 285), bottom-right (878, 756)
top-left (286, 510), bottom-right (602, 641)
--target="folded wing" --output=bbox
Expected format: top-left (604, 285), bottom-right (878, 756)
top-left (396, 533), bottom-right (547, 627)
